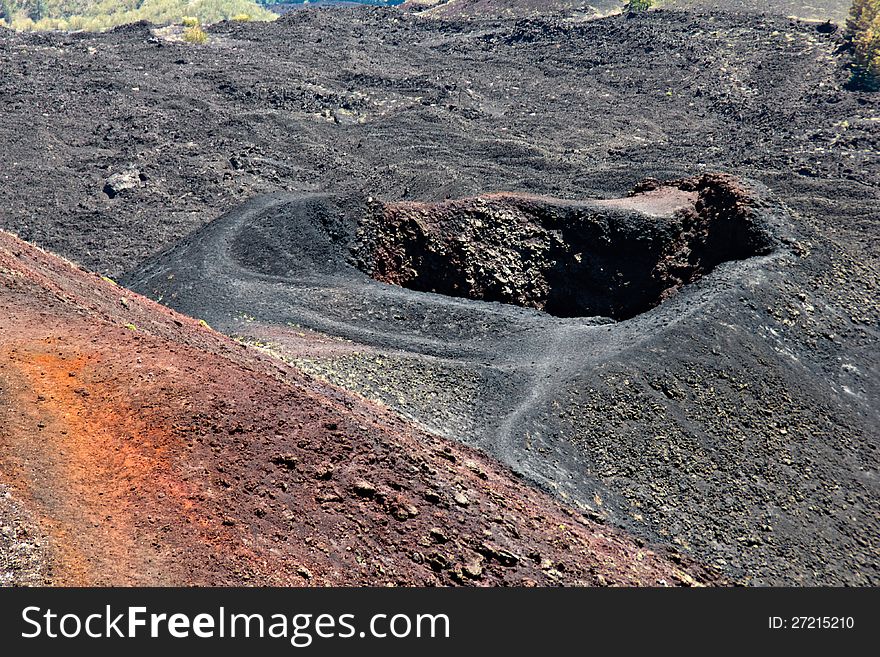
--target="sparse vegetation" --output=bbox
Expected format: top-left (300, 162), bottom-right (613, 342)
top-left (626, 0), bottom-right (654, 12)
top-left (847, 0), bottom-right (880, 89)
top-left (2, 0), bottom-right (276, 32)
top-left (183, 22), bottom-right (208, 44)
top-left (27, 0), bottom-right (45, 21)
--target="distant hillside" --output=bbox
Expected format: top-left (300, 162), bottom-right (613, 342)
top-left (0, 0), bottom-right (276, 31)
top-left (0, 0), bottom-right (853, 27)
top-left (404, 0), bottom-right (851, 22)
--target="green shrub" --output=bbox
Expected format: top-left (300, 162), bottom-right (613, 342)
top-left (0, 0), bottom-right (12, 25)
top-left (232, 12), bottom-right (251, 21)
top-left (181, 15), bottom-right (199, 27)
top-left (28, 0), bottom-right (47, 22)
top-left (848, 0), bottom-right (880, 89)
top-left (626, 0), bottom-right (653, 12)
top-left (183, 23), bottom-right (208, 44)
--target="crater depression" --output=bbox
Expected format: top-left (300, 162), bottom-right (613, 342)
top-left (355, 174), bottom-right (774, 320)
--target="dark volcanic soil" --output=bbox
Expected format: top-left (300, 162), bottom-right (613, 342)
top-left (660, 2), bottom-right (851, 23)
top-left (0, 7), bottom-right (878, 586)
top-left (400, 0), bottom-right (620, 19)
top-left (401, 0), bottom-right (850, 22)
top-left (0, 229), bottom-right (717, 586)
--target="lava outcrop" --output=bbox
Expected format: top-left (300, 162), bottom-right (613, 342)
top-left (356, 174), bottom-right (773, 320)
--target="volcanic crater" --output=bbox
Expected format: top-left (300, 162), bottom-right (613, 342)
top-left (3, 5), bottom-right (877, 587)
top-left (355, 174), bottom-right (775, 320)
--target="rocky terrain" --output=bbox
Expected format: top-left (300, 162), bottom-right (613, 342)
top-left (400, 0), bottom-right (619, 19)
top-left (0, 229), bottom-right (718, 586)
top-left (0, 6), bottom-right (878, 586)
top-left (401, 0), bottom-right (850, 21)
top-left (661, 2), bottom-right (851, 23)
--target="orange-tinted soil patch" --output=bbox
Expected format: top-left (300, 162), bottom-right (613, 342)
top-left (1, 344), bottom-right (197, 584)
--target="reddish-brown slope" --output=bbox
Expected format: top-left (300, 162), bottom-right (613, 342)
top-left (0, 230), bottom-right (720, 586)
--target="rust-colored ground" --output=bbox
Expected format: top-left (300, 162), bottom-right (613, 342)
top-left (0, 230), bottom-right (721, 586)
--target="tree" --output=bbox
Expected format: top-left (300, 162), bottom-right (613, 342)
top-left (847, 0), bottom-right (880, 89)
top-left (626, 0), bottom-right (653, 12)
top-left (28, 0), bottom-right (47, 22)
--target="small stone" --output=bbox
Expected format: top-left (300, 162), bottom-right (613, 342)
top-left (463, 559), bottom-right (483, 580)
top-left (271, 454), bottom-right (299, 470)
top-left (315, 464), bottom-right (334, 480)
top-left (429, 528), bottom-right (449, 544)
top-left (389, 498), bottom-right (419, 521)
top-left (495, 550), bottom-right (519, 567)
top-left (436, 449), bottom-right (456, 463)
top-left (478, 542), bottom-right (519, 567)
top-left (453, 491), bottom-right (470, 507)
top-left (103, 170), bottom-right (141, 198)
top-left (316, 488), bottom-right (342, 504)
top-left (464, 459), bottom-right (488, 480)
top-left (427, 552), bottom-right (450, 571)
top-left (297, 566), bottom-right (312, 580)
top-left (352, 480), bottom-right (376, 498)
